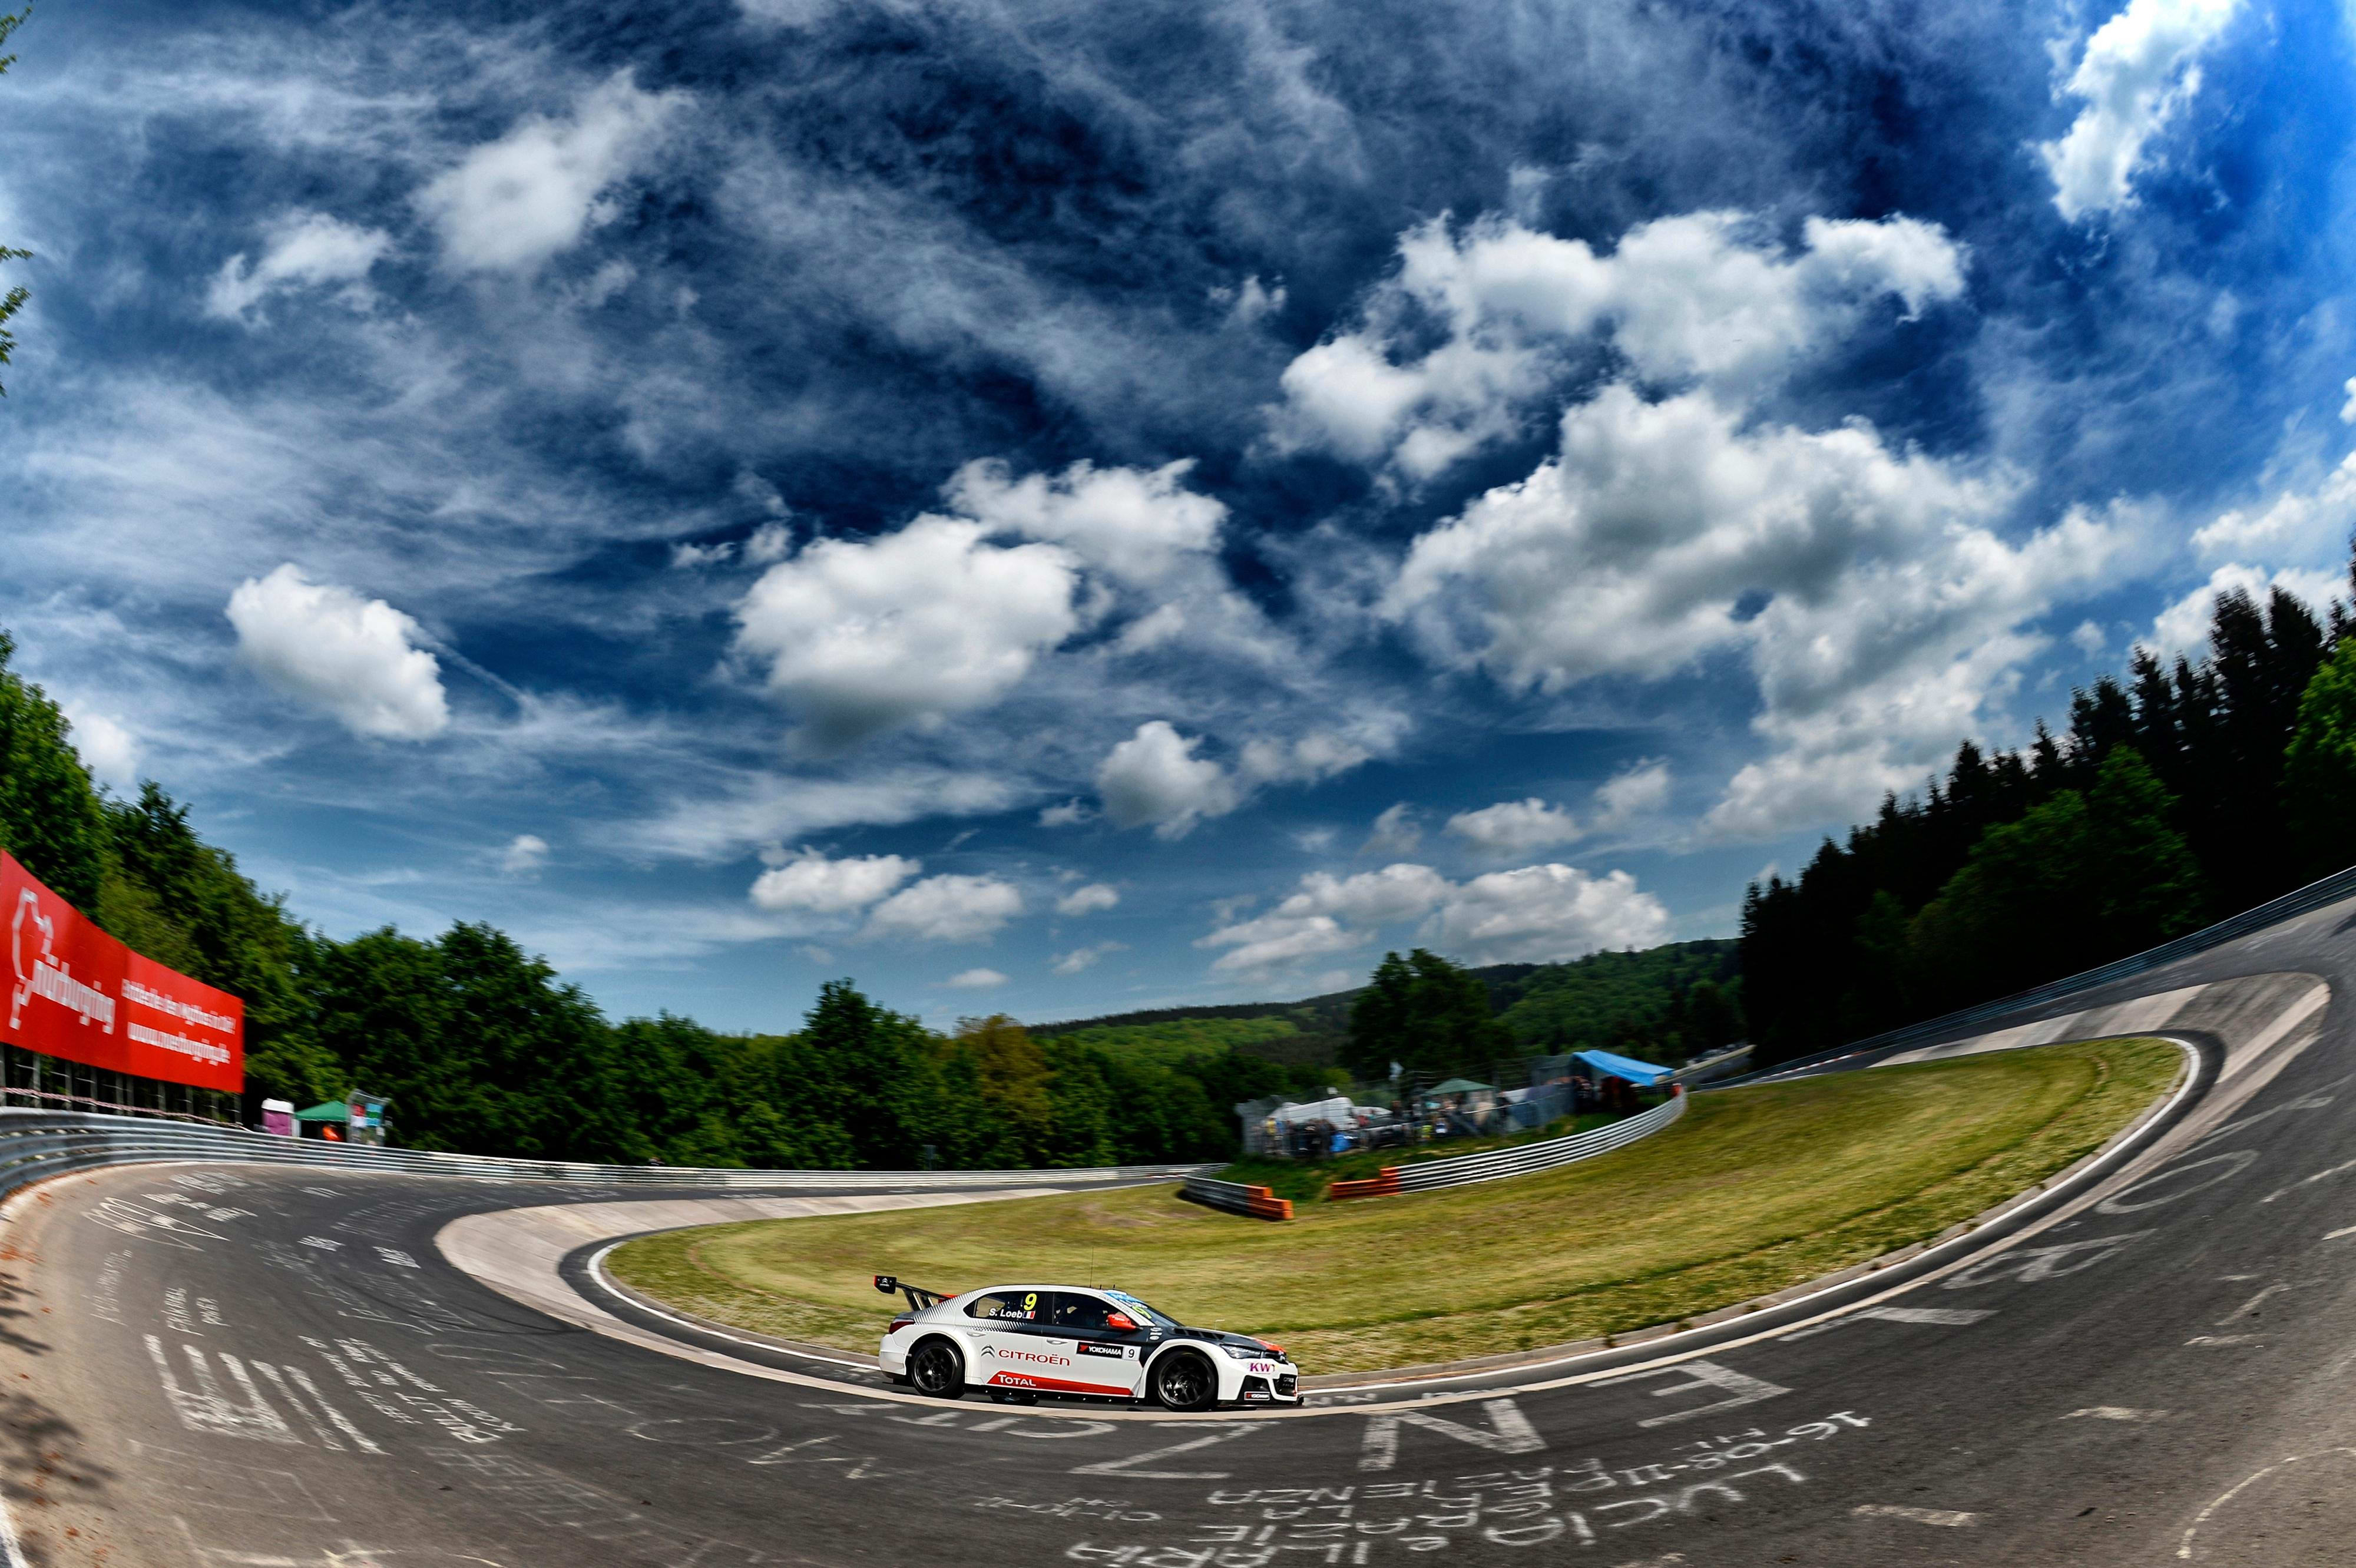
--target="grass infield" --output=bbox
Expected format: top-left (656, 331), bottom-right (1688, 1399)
top-left (606, 1037), bottom-right (2180, 1373)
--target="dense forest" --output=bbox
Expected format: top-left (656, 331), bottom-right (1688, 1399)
top-left (1743, 564), bottom-right (2356, 1067)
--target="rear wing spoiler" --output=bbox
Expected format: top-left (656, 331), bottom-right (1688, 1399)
top-left (874, 1274), bottom-right (949, 1312)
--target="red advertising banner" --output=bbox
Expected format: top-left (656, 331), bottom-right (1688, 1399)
top-left (2, 851), bottom-right (243, 1093)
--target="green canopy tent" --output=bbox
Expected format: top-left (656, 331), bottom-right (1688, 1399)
top-left (1421, 1076), bottom-right (1498, 1137)
top-left (294, 1100), bottom-right (350, 1140)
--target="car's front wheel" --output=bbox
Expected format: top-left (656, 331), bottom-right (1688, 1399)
top-left (1150, 1349), bottom-right (1217, 1412)
top-left (908, 1337), bottom-right (965, 1400)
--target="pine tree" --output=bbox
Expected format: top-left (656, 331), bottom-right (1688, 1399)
top-left (2283, 635), bottom-right (2356, 882)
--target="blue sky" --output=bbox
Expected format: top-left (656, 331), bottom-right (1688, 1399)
top-left (5, 0), bottom-right (2355, 1032)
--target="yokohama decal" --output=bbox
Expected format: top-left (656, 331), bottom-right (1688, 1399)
top-left (2, 851), bottom-right (243, 1091)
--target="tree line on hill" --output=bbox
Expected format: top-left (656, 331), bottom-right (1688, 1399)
top-left (1044, 940), bottom-right (1746, 1087)
top-left (1336, 942), bottom-right (1743, 1082)
top-left (1743, 561), bottom-right (2356, 1068)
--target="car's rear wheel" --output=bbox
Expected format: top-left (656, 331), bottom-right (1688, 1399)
top-left (1151, 1349), bottom-right (1216, 1412)
top-left (908, 1337), bottom-right (965, 1400)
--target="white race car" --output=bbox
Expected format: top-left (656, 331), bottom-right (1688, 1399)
top-left (873, 1275), bottom-right (1299, 1411)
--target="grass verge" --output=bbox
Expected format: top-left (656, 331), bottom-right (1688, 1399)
top-left (607, 1037), bottom-right (2179, 1372)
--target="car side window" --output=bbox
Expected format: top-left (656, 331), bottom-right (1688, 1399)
top-left (1050, 1292), bottom-right (1114, 1332)
top-left (964, 1291), bottom-right (1043, 1323)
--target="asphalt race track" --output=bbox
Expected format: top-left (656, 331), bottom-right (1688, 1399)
top-left (16, 899), bottom-right (2356, 1565)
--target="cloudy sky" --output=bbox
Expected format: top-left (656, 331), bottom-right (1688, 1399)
top-left (4, 0), bottom-right (2352, 1031)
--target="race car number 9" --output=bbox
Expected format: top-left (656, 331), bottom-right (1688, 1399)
top-left (1023, 1292), bottom-right (1038, 1311)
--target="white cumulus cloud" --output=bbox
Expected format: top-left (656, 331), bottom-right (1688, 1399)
top-left (1199, 864), bottom-right (1450, 973)
top-left (944, 967), bottom-right (1008, 989)
top-left (1199, 911), bottom-right (1361, 977)
top-left (1422, 865), bottom-right (1672, 965)
top-left (226, 564), bottom-right (450, 740)
top-left (1096, 721), bottom-right (1242, 839)
top-left (733, 517), bottom-right (1080, 750)
top-left (1593, 759), bottom-right (1672, 828)
top-left (1362, 803), bottom-right (1422, 855)
top-left (1385, 378), bottom-right (2127, 841)
top-left (2038, 0), bottom-right (2241, 222)
top-left (1446, 763), bottom-right (1671, 856)
top-left (61, 706), bottom-right (139, 790)
top-left (1272, 210), bottom-right (1965, 479)
top-left (947, 458), bottom-right (1225, 588)
top-left (2191, 451), bottom-right (2356, 566)
top-left (1051, 941), bottom-right (1127, 975)
top-left (1199, 860), bottom-right (1666, 977)
top-left (1055, 882), bottom-right (1120, 917)
top-left (206, 211), bottom-right (392, 322)
top-left (2145, 564), bottom-right (2341, 657)
top-left (500, 834), bottom-right (550, 876)
top-left (863, 874), bottom-right (1023, 942)
top-left (748, 848), bottom-right (921, 914)
top-left (1094, 720), bottom-right (1393, 840)
top-left (1445, 799), bottom-right (1584, 855)
top-left (417, 71), bottom-right (690, 273)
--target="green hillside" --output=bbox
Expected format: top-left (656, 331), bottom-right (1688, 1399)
top-left (1030, 1015), bottom-right (1312, 1065)
top-left (1490, 940), bottom-right (1742, 1057)
top-left (1029, 938), bottom-right (1742, 1072)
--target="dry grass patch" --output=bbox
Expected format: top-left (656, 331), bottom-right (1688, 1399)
top-left (608, 1037), bottom-right (2179, 1372)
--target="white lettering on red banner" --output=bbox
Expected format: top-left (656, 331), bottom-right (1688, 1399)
top-left (2, 851), bottom-right (244, 1092)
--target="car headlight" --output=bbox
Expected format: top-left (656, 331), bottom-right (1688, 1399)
top-left (1220, 1342), bottom-right (1272, 1359)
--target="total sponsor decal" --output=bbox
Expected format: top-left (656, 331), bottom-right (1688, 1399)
top-left (987, 1371), bottom-right (1122, 1397)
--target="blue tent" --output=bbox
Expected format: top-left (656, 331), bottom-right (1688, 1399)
top-left (1574, 1048), bottom-right (1673, 1087)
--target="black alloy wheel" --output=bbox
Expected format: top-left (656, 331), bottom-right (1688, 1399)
top-left (908, 1338), bottom-right (965, 1400)
top-left (1151, 1350), bottom-right (1216, 1412)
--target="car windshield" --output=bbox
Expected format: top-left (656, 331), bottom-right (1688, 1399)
top-left (1104, 1289), bottom-right (1183, 1328)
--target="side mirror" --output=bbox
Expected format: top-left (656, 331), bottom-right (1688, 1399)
top-left (1106, 1312), bottom-right (1137, 1332)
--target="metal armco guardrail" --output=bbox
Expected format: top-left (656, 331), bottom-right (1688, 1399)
top-left (1179, 1174), bottom-right (1294, 1220)
top-left (1728, 860), bottom-right (2356, 1087)
top-left (1329, 1089), bottom-right (1687, 1198)
top-left (0, 1109), bottom-right (1209, 1200)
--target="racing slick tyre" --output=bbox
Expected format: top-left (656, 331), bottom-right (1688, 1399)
top-left (1150, 1349), bottom-right (1217, 1412)
top-left (908, 1337), bottom-right (966, 1400)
